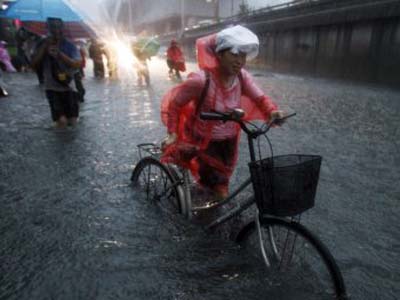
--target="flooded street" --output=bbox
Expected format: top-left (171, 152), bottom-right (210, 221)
top-left (1, 58), bottom-right (399, 300)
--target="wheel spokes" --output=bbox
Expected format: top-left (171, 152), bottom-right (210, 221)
top-left (265, 224), bottom-right (337, 298)
top-left (135, 162), bottom-right (180, 213)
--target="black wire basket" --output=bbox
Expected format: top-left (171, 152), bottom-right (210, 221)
top-left (248, 154), bottom-right (322, 217)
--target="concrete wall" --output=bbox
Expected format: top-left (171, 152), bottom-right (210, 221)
top-left (172, 0), bottom-right (400, 87)
top-left (251, 18), bottom-right (400, 86)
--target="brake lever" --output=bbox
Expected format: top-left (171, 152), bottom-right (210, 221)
top-left (276, 112), bottom-right (297, 122)
top-left (269, 112), bottom-right (297, 127)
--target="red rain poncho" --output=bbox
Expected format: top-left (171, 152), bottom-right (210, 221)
top-left (160, 33), bottom-right (278, 194)
top-left (167, 42), bottom-right (186, 72)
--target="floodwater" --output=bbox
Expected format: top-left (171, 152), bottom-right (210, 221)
top-left (1, 58), bottom-right (399, 299)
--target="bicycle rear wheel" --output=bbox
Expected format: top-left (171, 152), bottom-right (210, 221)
top-left (131, 157), bottom-right (184, 215)
top-left (237, 217), bottom-right (347, 300)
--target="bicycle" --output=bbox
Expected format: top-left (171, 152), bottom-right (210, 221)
top-left (131, 109), bottom-right (348, 299)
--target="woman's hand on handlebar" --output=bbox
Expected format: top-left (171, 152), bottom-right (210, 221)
top-left (269, 110), bottom-right (286, 127)
top-left (161, 133), bottom-right (177, 149)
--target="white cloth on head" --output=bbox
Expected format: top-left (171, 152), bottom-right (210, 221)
top-left (215, 25), bottom-right (259, 60)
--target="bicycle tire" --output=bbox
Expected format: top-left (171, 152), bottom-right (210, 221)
top-left (237, 217), bottom-right (348, 300)
top-left (131, 157), bottom-right (185, 215)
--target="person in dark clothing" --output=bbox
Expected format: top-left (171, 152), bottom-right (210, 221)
top-left (31, 18), bottom-right (82, 128)
top-left (88, 39), bottom-right (106, 78)
top-left (74, 42), bottom-right (86, 102)
top-left (74, 68), bottom-right (85, 102)
top-left (15, 27), bottom-right (45, 84)
top-left (166, 39), bottom-right (186, 80)
top-left (14, 27), bottom-right (29, 72)
top-left (78, 44), bottom-right (86, 77)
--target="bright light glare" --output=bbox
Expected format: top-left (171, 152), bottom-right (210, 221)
top-left (104, 35), bottom-right (139, 79)
top-left (110, 39), bottom-right (135, 67)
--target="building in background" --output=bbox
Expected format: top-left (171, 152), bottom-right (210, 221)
top-left (116, 0), bottom-right (217, 36)
top-left (114, 0), bottom-right (310, 36)
top-left (114, 0), bottom-right (262, 36)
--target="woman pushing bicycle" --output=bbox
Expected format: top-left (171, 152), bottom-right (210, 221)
top-left (134, 26), bottom-right (348, 300)
top-left (161, 25), bottom-right (286, 200)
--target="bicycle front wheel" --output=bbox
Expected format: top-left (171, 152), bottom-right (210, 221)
top-left (131, 157), bottom-right (184, 215)
top-left (237, 217), bottom-right (347, 300)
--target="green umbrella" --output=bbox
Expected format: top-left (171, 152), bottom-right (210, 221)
top-left (133, 37), bottom-right (160, 58)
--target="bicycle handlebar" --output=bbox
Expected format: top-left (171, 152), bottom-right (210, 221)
top-left (199, 112), bottom-right (228, 121)
top-left (200, 109), bottom-right (296, 138)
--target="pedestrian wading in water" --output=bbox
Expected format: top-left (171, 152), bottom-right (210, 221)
top-left (31, 17), bottom-right (82, 128)
top-left (161, 25), bottom-right (285, 201)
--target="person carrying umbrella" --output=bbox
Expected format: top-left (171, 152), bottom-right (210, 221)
top-left (131, 35), bottom-right (160, 86)
top-left (31, 17), bottom-right (82, 128)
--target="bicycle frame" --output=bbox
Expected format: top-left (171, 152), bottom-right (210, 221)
top-left (181, 117), bottom-right (269, 228)
top-left (136, 112), bottom-right (295, 228)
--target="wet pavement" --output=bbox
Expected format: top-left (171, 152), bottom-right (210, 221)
top-left (1, 58), bottom-right (399, 300)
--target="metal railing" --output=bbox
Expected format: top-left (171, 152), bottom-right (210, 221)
top-left (221, 0), bottom-right (394, 24)
top-left (158, 0), bottom-right (399, 42)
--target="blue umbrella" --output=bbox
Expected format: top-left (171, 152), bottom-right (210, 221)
top-left (0, 0), bottom-right (96, 39)
top-left (2, 0), bottom-right (83, 22)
